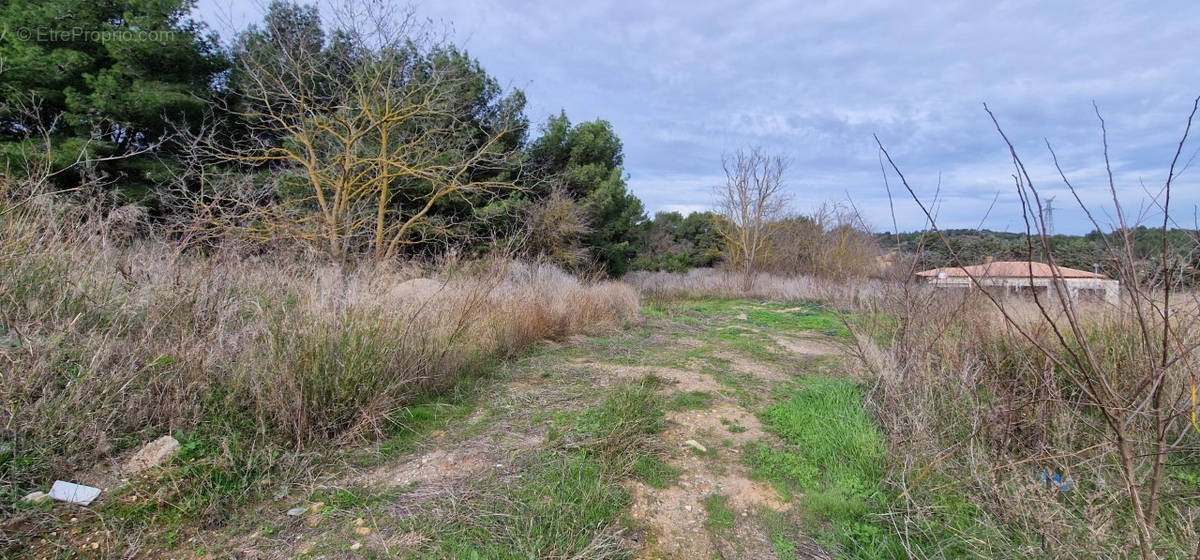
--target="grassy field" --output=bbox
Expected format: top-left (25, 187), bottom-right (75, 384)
top-left (6, 239), bottom-right (1197, 558)
top-left (5, 284), bottom-right (895, 558)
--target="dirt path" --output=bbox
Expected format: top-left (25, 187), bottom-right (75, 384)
top-left (626, 384), bottom-right (786, 558)
top-left (614, 335), bottom-right (835, 559)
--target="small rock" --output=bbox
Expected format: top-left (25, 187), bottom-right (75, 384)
top-left (304, 516), bottom-right (322, 528)
top-left (308, 501), bottom-right (325, 514)
top-left (683, 439), bottom-right (707, 453)
top-left (355, 526), bottom-right (371, 536)
top-left (684, 505), bottom-right (692, 511)
top-left (286, 507), bottom-right (308, 516)
top-left (350, 542), bottom-right (363, 551)
top-left (354, 518), bottom-right (366, 526)
top-left (121, 435), bottom-right (180, 474)
top-left (49, 481), bottom-right (101, 506)
top-left (22, 491), bottom-right (49, 503)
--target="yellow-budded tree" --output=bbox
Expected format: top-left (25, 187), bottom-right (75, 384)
top-left (183, 1), bottom-right (524, 261)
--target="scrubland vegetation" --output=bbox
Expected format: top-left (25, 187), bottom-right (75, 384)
top-left (859, 292), bottom-right (1200, 557)
top-left (636, 270), bottom-right (1200, 558)
top-left (0, 194), bottom-right (637, 516)
top-left (3, 0), bottom-right (1199, 557)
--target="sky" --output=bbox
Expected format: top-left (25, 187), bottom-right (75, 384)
top-left (194, 0), bottom-right (1200, 233)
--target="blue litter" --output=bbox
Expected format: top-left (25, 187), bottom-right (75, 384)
top-left (1038, 471), bottom-right (1073, 492)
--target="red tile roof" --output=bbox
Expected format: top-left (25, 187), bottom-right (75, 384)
top-left (916, 261), bottom-right (1107, 279)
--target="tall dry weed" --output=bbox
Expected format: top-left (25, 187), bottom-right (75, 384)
top-left (0, 198), bottom-right (638, 507)
top-left (625, 267), bottom-right (883, 308)
top-left (851, 286), bottom-right (1200, 557)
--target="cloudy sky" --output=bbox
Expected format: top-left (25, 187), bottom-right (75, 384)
top-left (196, 0), bottom-right (1200, 233)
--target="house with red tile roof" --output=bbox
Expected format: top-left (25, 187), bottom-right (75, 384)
top-left (916, 259), bottom-right (1119, 304)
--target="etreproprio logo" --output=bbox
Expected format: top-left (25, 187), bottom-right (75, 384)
top-left (0, 24), bottom-right (175, 43)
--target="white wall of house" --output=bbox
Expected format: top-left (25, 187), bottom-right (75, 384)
top-left (924, 276), bottom-right (1119, 304)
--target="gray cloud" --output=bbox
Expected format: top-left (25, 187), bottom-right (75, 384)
top-left (195, 0), bottom-right (1200, 233)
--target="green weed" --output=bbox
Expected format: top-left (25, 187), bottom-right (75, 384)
top-left (703, 494), bottom-right (736, 531)
top-left (669, 391), bottom-right (715, 410)
top-left (410, 452), bottom-right (629, 559)
top-left (380, 397), bottom-right (476, 458)
top-left (633, 454), bottom-right (680, 489)
top-left (748, 376), bottom-right (903, 558)
top-left (720, 417), bottom-right (748, 433)
top-left (406, 380), bottom-right (667, 558)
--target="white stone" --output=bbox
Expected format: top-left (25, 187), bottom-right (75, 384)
top-left (683, 439), bottom-right (707, 453)
top-left (122, 435), bottom-right (180, 474)
top-left (48, 481), bottom-right (101, 506)
top-left (286, 506), bottom-right (308, 516)
top-left (22, 491), bottom-right (49, 503)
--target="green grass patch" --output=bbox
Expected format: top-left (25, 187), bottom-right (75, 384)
top-left (405, 380), bottom-right (667, 558)
top-left (763, 509), bottom-right (801, 560)
top-left (412, 452), bottom-right (630, 559)
top-left (379, 398), bottom-right (476, 458)
top-left (307, 486), bottom-right (394, 513)
top-left (576, 378), bottom-right (665, 445)
top-left (669, 390), bottom-right (715, 410)
top-left (720, 417), bottom-right (748, 433)
top-left (703, 494), bottom-right (736, 531)
top-left (748, 376), bottom-right (903, 558)
top-left (672, 298), bottom-right (753, 318)
top-left (743, 306), bottom-right (849, 336)
top-left (708, 326), bottom-right (781, 362)
top-left (101, 429), bottom-right (279, 537)
top-left (641, 305), bottom-right (668, 319)
top-left (633, 454), bottom-right (680, 489)
top-left (665, 298), bottom-right (849, 337)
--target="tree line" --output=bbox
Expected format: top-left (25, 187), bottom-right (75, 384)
top-left (0, 0), bottom-right (888, 279)
top-left (14, 0), bottom-right (1179, 283)
top-left (0, 0), bottom-right (659, 274)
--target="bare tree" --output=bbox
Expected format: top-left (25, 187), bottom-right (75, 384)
top-left (179, 1), bottom-right (522, 262)
top-left (714, 148), bottom-right (791, 291)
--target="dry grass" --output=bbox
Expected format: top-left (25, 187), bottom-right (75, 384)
top-left (625, 267), bottom-right (884, 308)
top-left (852, 288), bottom-right (1200, 557)
top-left (0, 198), bottom-right (638, 512)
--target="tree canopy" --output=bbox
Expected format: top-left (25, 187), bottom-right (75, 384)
top-left (0, 0), bottom-right (227, 198)
top-left (0, 0), bottom-right (664, 275)
top-left (525, 112), bottom-right (645, 274)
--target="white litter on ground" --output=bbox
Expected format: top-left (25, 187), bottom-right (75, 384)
top-left (48, 481), bottom-right (101, 506)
